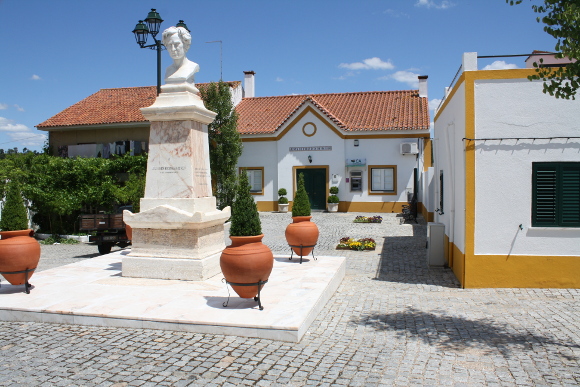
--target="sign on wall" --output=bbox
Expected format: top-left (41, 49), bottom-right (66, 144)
top-left (289, 146), bottom-right (332, 151)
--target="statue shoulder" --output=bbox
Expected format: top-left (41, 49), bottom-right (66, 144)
top-left (165, 59), bottom-right (199, 83)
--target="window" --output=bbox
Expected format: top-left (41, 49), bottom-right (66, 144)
top-left (532, 162), bottom-right (580, 227)
top-left (239, 167), bottom-right (264, 194)
top-left (350, 171), bottom-right (362, 191)
top-left (368, 165), bottom-right (397, 195)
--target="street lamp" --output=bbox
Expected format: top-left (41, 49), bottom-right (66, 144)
top-left (132, 9), bottom-right (190, 95)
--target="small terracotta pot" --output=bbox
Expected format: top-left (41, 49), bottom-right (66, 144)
top-left (0, 229), bottom-right (40, 285)
top-left (220, 234), bottom-right (274, 299)
top-left (285, 216), bottom-right (320, 256)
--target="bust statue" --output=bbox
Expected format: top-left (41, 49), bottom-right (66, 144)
top-left (161, 26), bottom-right (199, 85)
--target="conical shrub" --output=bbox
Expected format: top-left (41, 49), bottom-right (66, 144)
top-left (0, 181), bottom-right (29, 231)
top-left (229, 172), bottom-right (262, 236)
top-left (292, 173), bottom-right (311, 217)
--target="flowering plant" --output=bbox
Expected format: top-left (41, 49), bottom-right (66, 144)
top-left (336, 237), bottom-right (376, 251)
top-left (353, 215), bottom-right (382, 223)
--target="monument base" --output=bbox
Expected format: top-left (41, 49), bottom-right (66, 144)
top-left (123, 197), bottom-right (230, 281)
top-left (122, 252), bottom-right (221, 281)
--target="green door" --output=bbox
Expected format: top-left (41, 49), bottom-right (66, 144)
top-left (297, 168), bottom-right (327, 210)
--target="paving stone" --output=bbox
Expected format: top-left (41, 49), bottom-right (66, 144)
top-left (0, 212), bottom-right (576, 386)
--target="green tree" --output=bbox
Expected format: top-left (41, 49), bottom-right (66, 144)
top-left (508, 0), bottom-right (580, 99)
top-left (200, 81), bottom-right (243, 210)
top-left (229, 172), bottom-right (262, 237)
top-left (22, 154), bottom-right (145, 234)
top-left (109, 154), bottom-right (147, 213)
top-left (292, 173), bottom-right (311, 217)
top-left (0, 180), bottom-right (29, 231)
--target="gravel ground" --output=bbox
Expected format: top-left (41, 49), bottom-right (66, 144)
top-left (37, 243), bottom-right (126, 272)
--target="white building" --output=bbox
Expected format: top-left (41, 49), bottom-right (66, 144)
top-left (235, 73), bottom-right (431, 214)
top-left (37, 75), bottom-right (432, 216)
top-left (433, 52), bottom-right (580, 288)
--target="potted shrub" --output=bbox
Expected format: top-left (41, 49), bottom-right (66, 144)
top-left (327, 186), bottom-right (339, 212)
top-left (284, 173), bottom-right (319, 259)
top-left (220, 172), bottom-right (274, 302)
top-left (278, 188), bottom-right (289, 213)
top-left (0, 180), bottom-right (40, 292)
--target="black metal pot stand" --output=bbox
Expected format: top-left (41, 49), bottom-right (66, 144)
top-left (0, 267), bottom-right (36, 294)
top-left (288, 244), bottom-right (317, 264)
top-left (222, 279), bottom-right (268, 310)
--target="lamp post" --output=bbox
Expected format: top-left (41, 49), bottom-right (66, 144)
top-left (132, 9), bottom-right (190, 95)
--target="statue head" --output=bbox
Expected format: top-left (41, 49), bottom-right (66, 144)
top-left (162, 26), bottom-right (192, 60)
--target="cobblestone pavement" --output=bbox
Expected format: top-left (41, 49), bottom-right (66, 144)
top-left (1, 212), bottom-right (579, 386)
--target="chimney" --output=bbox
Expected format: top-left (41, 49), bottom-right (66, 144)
top-left (244, 71), bottom-right (255, 98)
top-left (418, 75), bottom-right (428, 98)
top-left (463, 52), bottom-right (478, 71)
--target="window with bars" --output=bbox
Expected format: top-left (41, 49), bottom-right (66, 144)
top-left (532, 162), bottom-right (580, 227)
top-left (240, 167), bottom-right (264, 194)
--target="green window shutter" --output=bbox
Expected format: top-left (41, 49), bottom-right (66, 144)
top-left (560, 164), bottom-right (580, 227)
top-left (533, 164), bottom-right (558, 226)
top-left (532, 162), bottom-right (580, 227)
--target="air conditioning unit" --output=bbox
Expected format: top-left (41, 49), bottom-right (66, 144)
top-left (400, 142), bottom-right (419, 155)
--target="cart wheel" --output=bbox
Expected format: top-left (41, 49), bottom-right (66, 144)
top-left (98, 244), bottom-right (112, 255)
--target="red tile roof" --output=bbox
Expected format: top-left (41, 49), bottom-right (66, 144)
top-left (236, 90), bottom-right (429, 134)
top-left (37, 82), bottom-right (241, 129)
top-left (37, 84), bottom-right (429, 134)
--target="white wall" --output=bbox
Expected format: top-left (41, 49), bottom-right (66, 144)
top-left (344, 136), bottom-right (420, 203)
top-left (231, 85), bottom-right (243, 106)
top-left (474, 78), bottom-right (580, 256)
top-left (237, 141), bottom-right (277, 201)
top-left (423, 167), bottom-right (435, 213)
top-left (433, 83), bottom-right (466, 253)
top-left (277, 108), bottom-right (345, 201)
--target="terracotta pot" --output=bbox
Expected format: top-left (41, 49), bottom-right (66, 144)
top-left (220, 234), bottom-right (274, 299)
top-left (0, 229), bottom-right (41, 285)
top-left (0, 229), bottom-right (34, 238)
top-left (285, 216), bottom-right (319, 256)
top-left (125, 224), bottom-right (132, 241)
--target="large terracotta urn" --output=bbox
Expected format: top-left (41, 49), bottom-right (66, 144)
top-left (220, 234), bottom-right (274, 299)
top-left (285, 216), bottom-right (319, 257)
top-left (0, 229), bottom-right (41, 286)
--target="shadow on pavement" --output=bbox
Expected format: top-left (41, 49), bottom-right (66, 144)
top-left (374, 225), bottom-right (460, 288)
top-left (73, 252), bottom-right (102, 259)
top-left (352, 307), bottom-right (580, 360)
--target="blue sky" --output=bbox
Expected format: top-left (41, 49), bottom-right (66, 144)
top-left (0, 0), bottom-right (557, 152)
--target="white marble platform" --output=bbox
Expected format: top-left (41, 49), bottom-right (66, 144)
top-left (0, 250), bottom-right (345, 342)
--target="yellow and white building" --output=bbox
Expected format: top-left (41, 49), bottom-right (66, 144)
top-left (433, 52), bottom-right (580, 288)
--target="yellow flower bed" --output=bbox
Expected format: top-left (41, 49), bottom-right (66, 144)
top-left (336, 237), bottom-right (376, 251)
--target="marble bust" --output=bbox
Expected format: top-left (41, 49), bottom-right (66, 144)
top-left (162, 26), bottom-right (199, 85)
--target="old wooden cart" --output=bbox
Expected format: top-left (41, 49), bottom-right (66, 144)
top-left (79, 207), bottom-right (131, 254)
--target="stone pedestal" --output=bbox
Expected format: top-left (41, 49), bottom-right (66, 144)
top-left (123, 84), bottom-right (229, 281)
